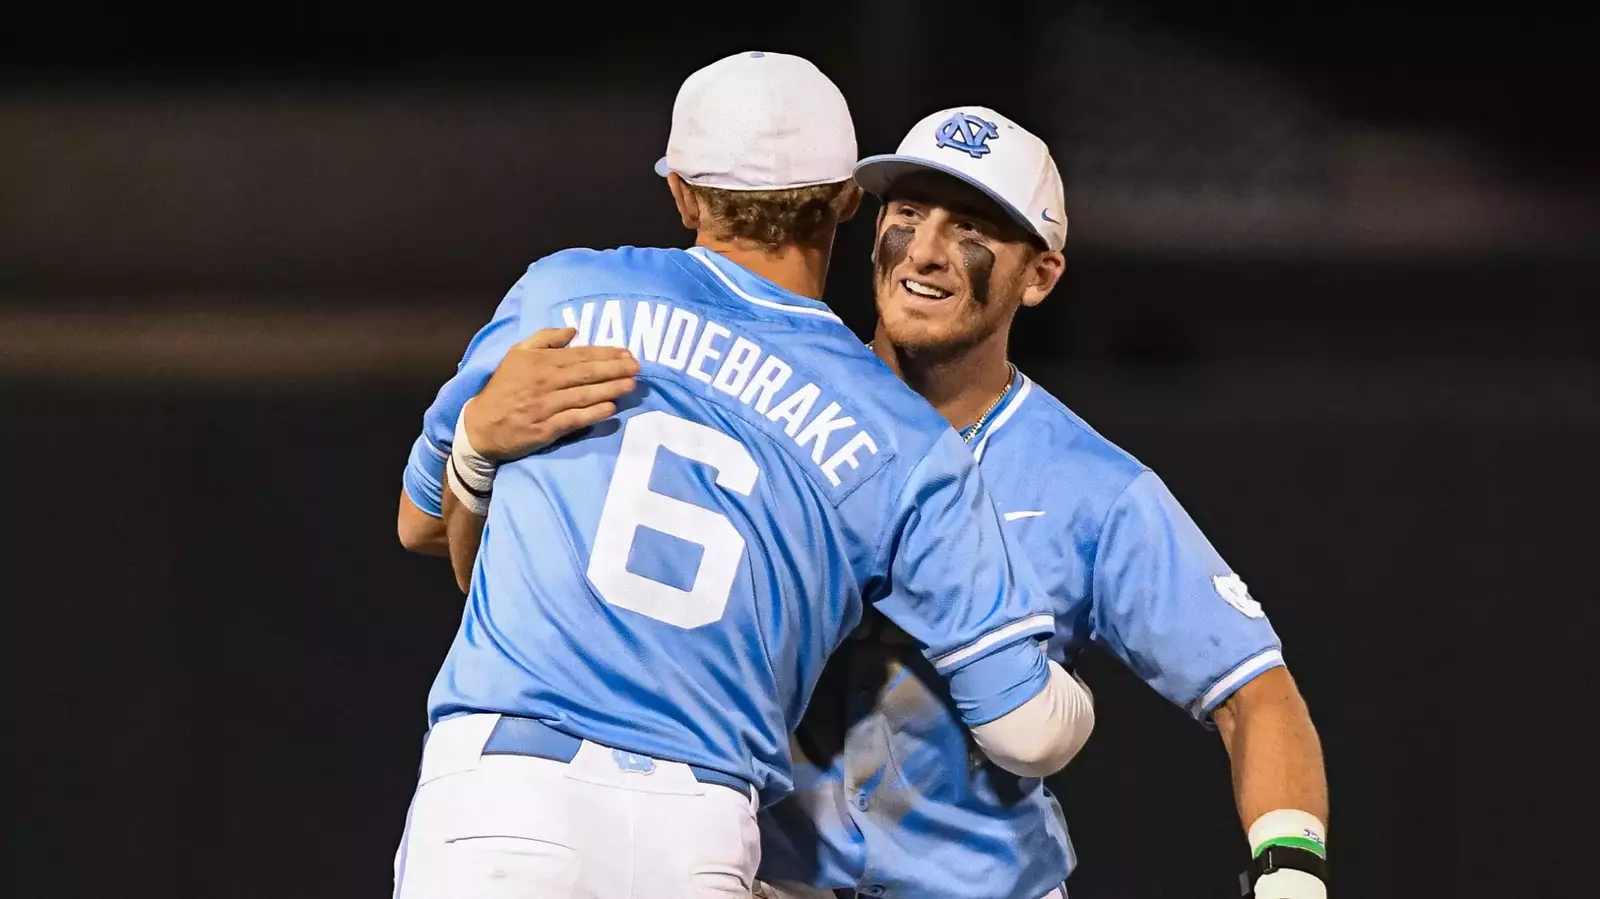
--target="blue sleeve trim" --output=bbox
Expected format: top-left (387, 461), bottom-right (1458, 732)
top-left (402, 433), bottom-right (447, 518)
top-left (946, 640), bottom-right (1053, 727)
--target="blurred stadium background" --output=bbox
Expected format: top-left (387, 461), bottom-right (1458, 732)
top-left (3, 3), bottom-right (1594, 897)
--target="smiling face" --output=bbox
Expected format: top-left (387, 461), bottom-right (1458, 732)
top-left (872, 170), bottom-right (1064, 357)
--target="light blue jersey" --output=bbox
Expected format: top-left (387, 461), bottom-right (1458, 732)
top-left (757, 370), bottom-right (1286, 898)
top-left (402, 246), bottom-right (1057, 805)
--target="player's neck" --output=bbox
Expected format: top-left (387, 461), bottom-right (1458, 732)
top-left (872, 323), bottom-right (1015, 433)
top-left (695, 235), bottom-right (832, 300)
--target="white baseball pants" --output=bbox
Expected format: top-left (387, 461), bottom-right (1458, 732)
top-left (393, 713), bottom-right (761, 899)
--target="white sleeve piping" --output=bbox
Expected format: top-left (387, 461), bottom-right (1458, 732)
top-left (1190, 649), bottom-right (1285, 717)
top-left (932, 613), bottom-right (1056, 672)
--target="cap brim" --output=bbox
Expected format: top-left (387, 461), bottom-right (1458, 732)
top-left (853, 153), bottom-right (1047, 248)
top-left (653, 156), bottom-right (670, 178)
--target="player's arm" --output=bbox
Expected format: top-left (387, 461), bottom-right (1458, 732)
top-left (435, 331), bottom-right (639, 591)
top-left (869, 430), bottom-right (1093, 778)
top-left (440, 475), bottom-right (483, 592)
top-left (1091, 470), bottom-right (1328, 898)
top-left (395, 286), bottom-right (528, 554)
top-left (965, 656), bottom-right (1094, 777)
top-left (1214, 666), bottom-right (1328, 838)
top-left (398, 488), bottom-right (450, 555)
top-left (395, 293), bottom-right (637, 560)
top-left (396, 423), bottom-right (455, 554)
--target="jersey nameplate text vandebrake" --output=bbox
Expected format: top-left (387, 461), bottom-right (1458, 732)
top-left (562, 298), bottom-right (882, 492)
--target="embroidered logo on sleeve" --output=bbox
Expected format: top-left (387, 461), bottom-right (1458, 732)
top-left (1212, 573), bottom-right (1264, 618)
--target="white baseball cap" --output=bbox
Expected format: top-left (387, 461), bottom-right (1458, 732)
top-left (654, 51), bottom-right (857, 191)
top-left (854, 106), bottom-right (1067, 251)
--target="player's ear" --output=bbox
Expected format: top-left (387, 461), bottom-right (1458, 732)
top-left (666, 173), bottom-right (701, 230)
top-left (834, 181), bottom-right (864, 224)
top-left (1018, 248), bottom-right (1064, 308)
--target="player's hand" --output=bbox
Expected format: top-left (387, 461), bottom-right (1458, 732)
top-left (463, 327), bottom-right (639, 460)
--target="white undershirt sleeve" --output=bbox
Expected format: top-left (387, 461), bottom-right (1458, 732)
top-left (969, 659), bottom-right (1095, 777)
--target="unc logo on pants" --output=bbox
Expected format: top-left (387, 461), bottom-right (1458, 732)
top-left (393, 714), bottom-right (761, 899)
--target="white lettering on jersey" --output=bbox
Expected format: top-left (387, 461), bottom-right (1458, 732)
top-left (560, 302), bottom-right (595, 345)
top-left (593, 298), bottom-right (627, 348)
top-left (740, 355), bottom-right (792, 414)
top-left (659, 307), bottom-right (700, 370)
top-left (712, 337), bottom-right (762, 397)
top-left (628, 301), bottom-right (669, 363)
top-left (562, 299), bottom-right (880, 488)
top-left (686, 321), bottom-right (732, 384)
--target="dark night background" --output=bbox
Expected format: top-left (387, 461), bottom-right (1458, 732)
top-left (3, 3), bottom-right (1596, 897)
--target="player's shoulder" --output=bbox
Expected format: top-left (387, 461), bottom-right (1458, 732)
top-left (834, 349), bottom-right (961, 445)
top-left (516, 245), bottom-right (693, 298)
top-left (990, 372), bottom-right (1151, 500)
top-left (776, 338), bottom-right (959, 481)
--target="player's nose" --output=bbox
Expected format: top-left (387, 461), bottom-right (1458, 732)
top-left (904, 220), bottom-right (951, 272)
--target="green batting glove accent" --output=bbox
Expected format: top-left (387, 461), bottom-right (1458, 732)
top-left (1253, 835), bottom-right (1327, 859)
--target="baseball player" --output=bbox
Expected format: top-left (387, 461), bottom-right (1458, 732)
top-left (389, 60), bottom-right (1096, 899)
top-left (750, 108), bottom-right (1330, 899)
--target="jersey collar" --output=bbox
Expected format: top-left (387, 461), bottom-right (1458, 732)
top-left (969, 369), bottom-right (1032, 462)
top-left (683, 246), bottom-right (843, 323)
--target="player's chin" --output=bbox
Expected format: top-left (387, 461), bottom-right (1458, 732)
top-left (879, 315), bottom-right (970, 355)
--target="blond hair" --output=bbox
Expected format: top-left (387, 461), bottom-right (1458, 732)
top-left (688, 182), bottom-right (851, 251)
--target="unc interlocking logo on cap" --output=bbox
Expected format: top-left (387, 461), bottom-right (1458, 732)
top-left (934, 112), bottom-right (1001, 159)
top-left (853, 105), bottom-right (1069, 252)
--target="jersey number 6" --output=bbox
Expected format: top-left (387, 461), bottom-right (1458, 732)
top-left (587, 410), bottom-right (760, 628)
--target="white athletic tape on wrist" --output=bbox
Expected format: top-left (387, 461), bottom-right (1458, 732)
top-left (446, 459), bottom-right (491, 517)
top-left (1248, 809), bottom-right (1326, 859)
top-left (448, 401), bottom-right (498, 516)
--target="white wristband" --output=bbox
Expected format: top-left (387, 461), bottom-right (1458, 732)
top-left (448, 400), bottom-right (498, 517)
top-left (1248, 810), bottom-right (1327, 898)
top-left (1248, 809), bottom-right (1327, 858)
top-left (1253, 869), bottom-right (1326, 899)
